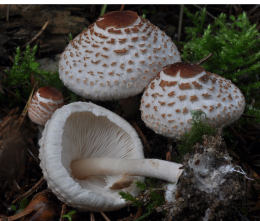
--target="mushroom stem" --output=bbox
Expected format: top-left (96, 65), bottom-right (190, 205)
top-left (71, 158), bottom-right (183, 183)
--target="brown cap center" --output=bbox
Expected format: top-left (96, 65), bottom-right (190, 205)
top-left (38, 86), bottom-right (63, 101)
top-left (96, 10), bottom-right (139, 29)
top-left (163, 62), bottom-right (205, 78)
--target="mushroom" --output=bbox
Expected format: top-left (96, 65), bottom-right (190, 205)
top-left (28, 86), bottom-right (64, 126)
top-left (140, 62), bottom-right (245, 139)
top-left (39, 102), bottom-right (183, 211)
top-left (59, 10), bottom-right (181, 100)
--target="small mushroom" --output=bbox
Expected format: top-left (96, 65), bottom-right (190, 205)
top-left (28, 86), bottom-right (64, 126)
top-left (39, 102), bottom-right (183, 211)
top-left (59, 10), bottom-right (181, 100)
top-left (140, 62), bottom-right (245, 139)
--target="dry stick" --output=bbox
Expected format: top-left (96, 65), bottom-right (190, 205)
top-left (12, 177), bottom-right (45, 204)
top-left (248, 5), bottom-right (259, 15)
top-left (100, 212), bottom-right (111, 221)
top-left (177, 5), bottom-right (184, 42)
top-left (120, 5), bottom-right (125, 11)
top-left (24, 20), bottom-right (49, 46)
top-left (6, 208), bottom-right (35, 221)
top-left (196, 53), bottom-right (212, 65)
top-left (8, 55), bottom-right (14, 63)
top-left (59, 204), bottom-right (67, 221)
top-left (90, 212), bottom-right (95, 221)
top-left (166, 138), bottom-right (173, 161)
top-left (132, 121), bottom-right (152, 153)
top-left (0, 109), bottom-right (18, 132)
top-left (6, 5), bottom-right (10, 22)
top-left (134, 207), bottom-right (143, 219)
top-left (3, 87), bottom-right (26, 103)
top-left (192, 5), bottom-right (217, 20)
top-left (16, 86), bottom-right (35, 129)
top-left (27, 147), bottom-right (40, 163)
top-left (166, 151), bottom-right (172, 161)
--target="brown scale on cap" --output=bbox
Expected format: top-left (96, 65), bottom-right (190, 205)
top-left (159, 80), bottom-right (177, 88)
top-left (163, 62), bottom-right (204, 78)
top-left (190, 95), bottom-right (198, 102)
top-left (178, 95), bottom-right (186, 101)
top-left (38, 87), bottom-right (63, 101)
top-left (179, 83), bottom-right (191, 90)
top-left (192, 81), bottom-right (202, 89)
top-left (183, 107), bottom-right (188, 114)
top-left (96, 11), bottom-right (138, 29)
top-left (28, 87), bottom-right (64, 126)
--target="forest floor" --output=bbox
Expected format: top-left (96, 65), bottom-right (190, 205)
top-left (0, 4), bottom-right (260, 221)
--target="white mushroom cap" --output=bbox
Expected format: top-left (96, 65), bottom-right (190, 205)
top-left (140, 62), bottom-right (246, 139)
top-left (28, 86), bottom-right (64, 126)
top-left (59, 10), bottom-right (181, 100)
top-left (39, 102), bottom-right (144, 211)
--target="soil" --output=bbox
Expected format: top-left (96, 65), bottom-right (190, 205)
top-left (170, 135), bottom-right (247, 221)
top-left (0, 4), bottom-right (260, 221)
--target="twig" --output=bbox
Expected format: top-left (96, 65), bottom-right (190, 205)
top-left (0, 108), bottom-right (19, 132)
top-left (132, 121), bottom-right (152, 153)
top-left (166, 151), bottom-right (172, 161)
top-left (24, 20), bottom-right (49, 46)
top-left (59, 204), bottom-right (66, 221)
top-left (2, 86), bottom-right (26, 103)
top-left (229, 126), bottom-right (247, 145)
top-left (248, 5), bottom-right (260, 15)
top-left (196, 53), bottom-right (212, 65)
top-left (5, 208), bottom-right (34, 221)
top-left (177, 5), bottom-right (184, 42)
top-left (6, 5), bottom-right (10, 22)
top-left (90, 212), bottom-right (95, 221)
top-left (242, 113), bottom-right (257, 119)
top-left (8, 55), bottom-right (14, 63)
top-left (12, 177), bottom-right (45, 204)
top-left (27, 147), bottom-right (40, 163)
top-left (100, 212), bottom-right (111, 221)
top-left (120, 5), bottom-right (125, 11)
top-left (192, 5), bottom-right (217, 20)
top-left (13, 180), bottom-right (21, 191)
top-left (134, 207), bottom-right (143, 219)
top-left (16, 86), bottom-right (35, 129)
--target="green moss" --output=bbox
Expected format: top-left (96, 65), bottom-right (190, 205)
top-left (177, 110), bottom-right (217, 160)
top-left (182, 9), bottom-right (260, 121)
top-left (119, 179), bottom-right (165, 221)
top-left (62, 210), bottom-right (77, 221)
top-left (1, 45), bottom-right (81, 107)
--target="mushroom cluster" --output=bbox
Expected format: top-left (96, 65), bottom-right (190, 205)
top-left (59, 10), bottom-right (181, 100)
top-left (140, 62), bottom-right (245, 139)
top-left (37, 9), bottom-right (247, 215)
top-left (39, 102), bottom-right (183, 211)
top-left (28, 86), bottom-right (64, 126)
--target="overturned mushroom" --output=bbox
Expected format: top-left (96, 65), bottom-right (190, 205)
top-left (59, 10), bottom-right (181, 100)
top-left (39, 102), bottom-right (183, 211)
top-left (140, 62), bottom-right (245, 139)
top-left (28, 86), bottom-right (64, 126)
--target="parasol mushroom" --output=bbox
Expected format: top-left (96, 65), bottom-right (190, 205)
top-left (28, 86), bottom-right (64, 126)
top-left (140, 62), bottom-right (245, 139)
top-left (59, 10), bottom-right (181, 100)
top-left (39, 102), bottom-right (183, 211)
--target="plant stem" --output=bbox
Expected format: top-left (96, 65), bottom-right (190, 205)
top-left (100, 5), bottom-right (107, 17)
